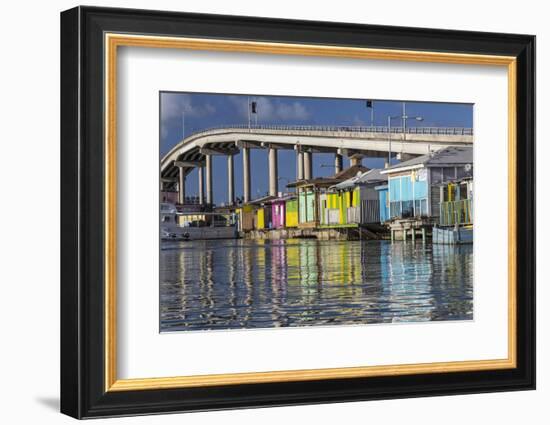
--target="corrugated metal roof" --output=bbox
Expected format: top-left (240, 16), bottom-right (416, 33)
top-left (382, 146), bottom-right (473, 173)
top-left (331, 176), bottom-right (361, 190)
top-left (333, 164), bottom-right (369, 180)
top-left (248, 195), bottom-right (277, 205)
top-left (356, 168), bottom-right (388, 184)
top-left (286, 177), bottom-right (341, 188)
top-left (265, 194), bottom-right (296, 203)
top-left (287, 165), bottom-right (367, 189)
top-left (330, 168), bottom-right (387, 190)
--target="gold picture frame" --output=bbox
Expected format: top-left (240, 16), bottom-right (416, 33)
top-left (105, 34), bottom-right (517, 392)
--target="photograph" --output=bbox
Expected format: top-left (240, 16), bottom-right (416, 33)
top-left (56, 4), bottom-right (536, 420)
top-left (159, 92), bottom-right (474, 332)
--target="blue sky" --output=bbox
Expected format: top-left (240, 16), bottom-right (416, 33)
top-left (160, 92), bottom-right (473, 205)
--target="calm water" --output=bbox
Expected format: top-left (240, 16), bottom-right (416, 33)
top-left (160, 239), bottom-right (473, 332)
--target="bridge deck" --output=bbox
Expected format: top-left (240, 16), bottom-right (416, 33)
top-left (161, 125), bottom-right (473, 177)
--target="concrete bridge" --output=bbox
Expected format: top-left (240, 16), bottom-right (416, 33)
top-left (160, 125), bottom-right (473, 206)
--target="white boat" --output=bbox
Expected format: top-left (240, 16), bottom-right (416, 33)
top-left (160, 203), bottom-right (238, 241)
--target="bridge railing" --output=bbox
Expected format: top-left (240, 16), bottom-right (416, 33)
top-left (185, 124), bottom-right (473, 137)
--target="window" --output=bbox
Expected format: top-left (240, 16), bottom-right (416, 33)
top-left (431, 167), bottom-right (443, 184)
top-left (443, 167), bottom-right (456, 182)
top-left (460, 183), bottom-right (468, 200)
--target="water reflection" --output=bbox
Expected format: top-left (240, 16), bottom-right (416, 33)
top-left (160, 239), bottom-right (473, 332)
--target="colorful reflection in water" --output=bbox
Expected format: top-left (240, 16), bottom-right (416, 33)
top-left (160, 239), bottom-right (473, 332)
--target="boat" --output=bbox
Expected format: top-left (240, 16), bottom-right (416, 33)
top-left (160, 203), bottom-right (238, 241)
top-left (432, 225), bottom-right (473, 244)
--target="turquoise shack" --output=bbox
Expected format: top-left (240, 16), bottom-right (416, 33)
top-left (380, 146), bottom-right (473, 220)
top-left (375, 184), bottom-right (389, 223)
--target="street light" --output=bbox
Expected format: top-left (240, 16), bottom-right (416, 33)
top-left (247, 96), bottom-right (258, 131)
top-left (366, 100), bottom-right (374, 128)
top-left (387, 109), bottom-right (423, 166)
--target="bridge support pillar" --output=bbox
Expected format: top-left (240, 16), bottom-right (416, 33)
top-left (177, 166), bottom-right (186, 205)
top-left (268, 147), bottom-right (278, 197)
top-left (198, 166), bottom-right (204, 205)
top-left (334, 154), bottom-right (343, 174)
top-left (297, 151), bottom-right (304, 180)
top-left (227, 154), bottom-right (234, 205)
top-left (304, 151), bottom-right (312, 180)
top-left (205, 154), bottom-right (213, 205)
top-left (242, 147), bottom-right (251, 203)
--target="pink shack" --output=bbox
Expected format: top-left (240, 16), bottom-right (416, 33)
top-left (268, 195), bottom-right (295, 229)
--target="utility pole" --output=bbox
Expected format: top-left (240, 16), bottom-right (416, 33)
top-left (402, 102), bottom-right (406, 139)
top-left (366, 100), bottom-right (374, 127)
top-left (247, 96), bottom-right (251, 131)
top-left (387, 116), bottom-right (392, 166)
top-left (251, 100), bottom-right (258, 126)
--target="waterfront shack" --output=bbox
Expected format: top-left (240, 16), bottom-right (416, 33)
top-left (285, 197), bottom-right (299, 228)
top-left (251, 195), bottom-right (276, 230)
top-left (236, 204), bottom-right (259, 232)
top-left (375, 184), bottom-right (390, 223)
top-left (432, 175), bottom-right (474, 244)
top-left (286, 165), bottom-right (367, 230)
top-left (380, 146), bottom-right (473, 221)
top-left (437, 177), bottom-right (474, 226)
top-left (323, 175), bottom-right (362, 226)
top-left (353, 168), bottom-right (388, 224)
top-left (324, 168), bottom-right (388, 226)
top-left (288, 177), bottom-right (341, 228)
top-left (267, 194), bottom-right (296, 229)
top-left (319, 191), bottom-right (344, 226)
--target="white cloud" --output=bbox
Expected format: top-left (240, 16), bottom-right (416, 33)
top-left (274, 100), bottom-right (310, 121)
top-left (255, 97), bottom-right (311, 122)
top-left (228, 95), bottom-right (311, 123)
top-left (161, 94), bottom-right (313, 140)
top-left (161, 93), bottom-right (216, 119)
top-left (160, 93), bottom-right (216, 138)
top-left (227, 95), bottom-right (249, 119)
top-left (352, 115), bottom-right (367, 126)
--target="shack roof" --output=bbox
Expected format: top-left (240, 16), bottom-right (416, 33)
top-left (330, 168), bottom-right (387, 191)
top-left (287, 165), bottom-right (368, 190)
top-left (356, 168), bottom-right (388, 184)
top-left (333, 164), bottom-right (370, 180)
top-left (265, 194), bottom-right (297, 204)
top-left (247, 195), bottom-right (277, 205)
top-left (287, 177), bottom-right (341, 189)
top-left (380, 146), bottom-right (473, 174)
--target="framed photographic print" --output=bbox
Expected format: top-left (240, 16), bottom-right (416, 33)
top-left (60, 6), bottom-right (535, 419)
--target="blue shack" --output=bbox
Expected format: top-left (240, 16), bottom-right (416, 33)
top-left (380, 146), bottom-right (473, 221)
top-left (375, 184), bottom-right (389, 223)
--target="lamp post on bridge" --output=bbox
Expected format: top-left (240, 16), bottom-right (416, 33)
top-left (366, 100), bottom-right (374, 128)
top-left (387, 106), bottom-right (423, 167)
top-left (248, 97), bottom-right (258, 130)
